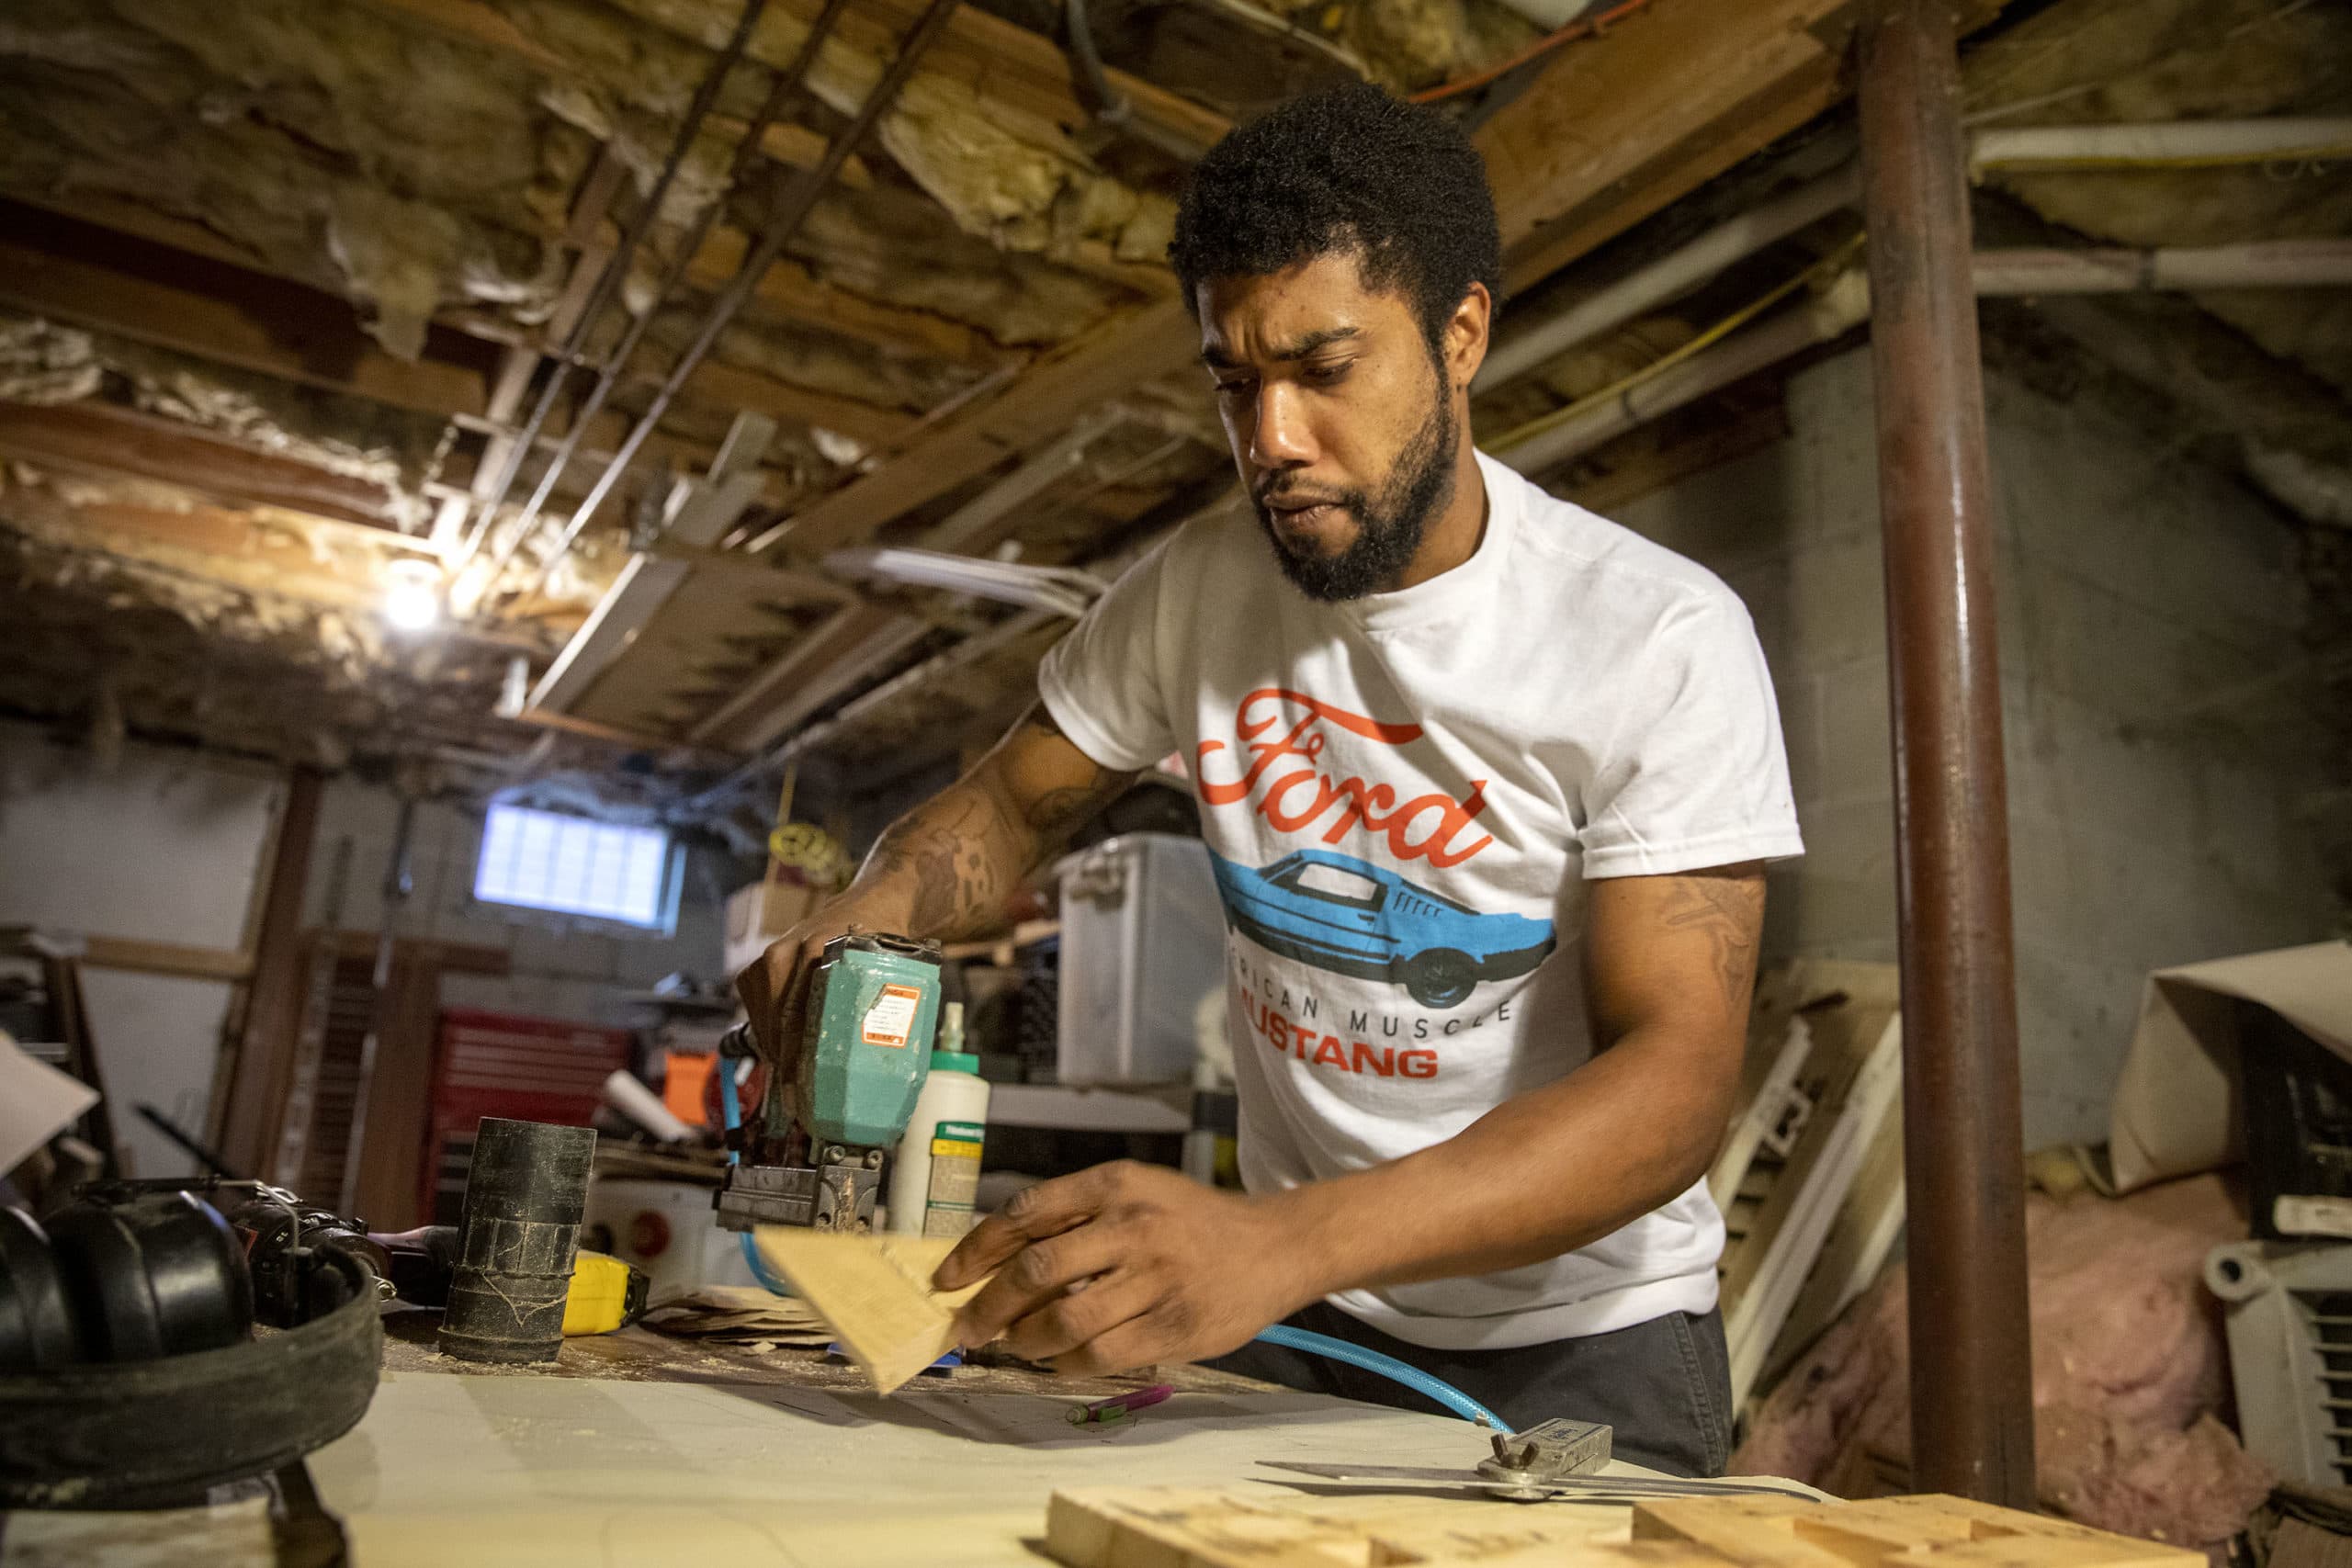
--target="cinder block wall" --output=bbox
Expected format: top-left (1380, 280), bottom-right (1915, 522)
top-left (1601, 348), bottom-right (2333, 1147)
top-left (300, 777), bottom-right (730, 1025)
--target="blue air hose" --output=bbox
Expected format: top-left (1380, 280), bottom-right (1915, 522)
top-left (717, 1057), bottom-right (797, 1295)
top-left (1253, 1324), bottom-right (1510, 1431)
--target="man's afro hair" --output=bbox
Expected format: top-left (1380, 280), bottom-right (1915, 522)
top-left (1167, 81), bottom-right (1502, 347)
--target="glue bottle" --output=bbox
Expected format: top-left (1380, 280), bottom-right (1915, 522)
top-left (888, 1003), bottom-right (991, 1237)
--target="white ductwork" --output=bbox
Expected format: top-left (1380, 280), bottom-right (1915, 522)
top-left (1477, 166), bottom-right (1861, 392)
top-left (1970, 118), bottom-right (2352, 177)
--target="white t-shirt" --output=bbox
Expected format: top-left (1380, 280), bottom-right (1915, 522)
top-left (1039, 452), bottom-right (1804, 1350)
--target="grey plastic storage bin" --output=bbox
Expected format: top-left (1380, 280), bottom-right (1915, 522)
top-left (1054, 833), bottom-right (1227, 1087)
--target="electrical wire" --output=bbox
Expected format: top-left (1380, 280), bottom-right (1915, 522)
top-left (1254, 1325), bottom-right (1510, 1430)
top-left (1409, 0), bottom-right (1661, 105)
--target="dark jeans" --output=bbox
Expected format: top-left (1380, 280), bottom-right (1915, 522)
top-left (1206, 1300), bottom-right (1733, 1478)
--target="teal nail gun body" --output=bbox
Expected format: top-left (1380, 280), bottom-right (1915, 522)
top-left (715, 932), bottom-right (945, 1235)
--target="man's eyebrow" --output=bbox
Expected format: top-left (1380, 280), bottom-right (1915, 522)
top-left (1200, 325), bottom-right (1364, 370)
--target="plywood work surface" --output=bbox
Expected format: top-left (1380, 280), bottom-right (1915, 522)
top-left (288, 1369), bottom-right (1644, 1567)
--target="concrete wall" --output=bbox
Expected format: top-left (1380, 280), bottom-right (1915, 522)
top-left (0, 720), bottom-right (729, 1178)
top-left (0, 720), bottom-right (280, 1177)
top-left (1604, 348), bottom-right (2333, 1147)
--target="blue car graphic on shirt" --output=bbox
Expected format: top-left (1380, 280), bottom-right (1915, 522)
top-left (1207, 848), bottom-right (1555, 1010)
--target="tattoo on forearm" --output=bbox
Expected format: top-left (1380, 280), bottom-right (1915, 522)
top-left (1659, 874), bottom-right (1766, 1010)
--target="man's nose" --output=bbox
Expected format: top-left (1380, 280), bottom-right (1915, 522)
top-left (1249, 382), bottom-right (1315, 470)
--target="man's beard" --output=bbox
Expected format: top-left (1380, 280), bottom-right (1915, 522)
top-left (1253, 384), bottom-right (1458, 603)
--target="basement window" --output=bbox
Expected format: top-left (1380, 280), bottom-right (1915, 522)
top-left (473, 804), bottom-right (680, 933)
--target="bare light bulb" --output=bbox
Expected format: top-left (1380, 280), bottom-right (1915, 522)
top-left (383, 559), bottom-right (443, 633)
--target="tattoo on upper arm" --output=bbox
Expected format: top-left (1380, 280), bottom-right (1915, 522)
top-left (1658, 874), bottom-right (1767, 1010)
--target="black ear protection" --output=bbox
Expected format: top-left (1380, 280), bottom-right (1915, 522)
top-left (0, 1190), bottom-right (253, 1371)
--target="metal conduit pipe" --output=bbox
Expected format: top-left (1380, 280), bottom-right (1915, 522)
top-left (479, 0), bottom-right (854, 593)
top-left (1476, 165), bottom-right (1861, 392)
top-left (455, 0), bottom-right (771, 569)
top-left (1495, 235), bottom-right (2351, 478)
top-left (1970, 118), bottom-right (2352, 175)
top-left (514, 0), bottom-right (966, 606)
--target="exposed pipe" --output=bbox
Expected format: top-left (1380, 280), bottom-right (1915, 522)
top-left (1973, 237), bottom-right (2352, 294)
top-left (1971, 118), bottom-right (2352, 176)
top-left (480, 0), bottom-right (853, 597)
top-left (1492, 271), bottom-right (1871, 477)
top-left (1476, 165), bottom-right (1860, 392)
top-left (454, 0), bottom-right (770, 570)
top-left (512, 0), bottom-right (965, 605)
top-left (1859, 0), bottom-right (2034, 1505)
top-left (1479, 117), bottom-right (2352, 397)
top-left (1491, 233), bottom-right (2349, 477)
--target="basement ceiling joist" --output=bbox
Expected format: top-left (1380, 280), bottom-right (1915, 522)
top-left (583, 0), bottom-right (1989, 756)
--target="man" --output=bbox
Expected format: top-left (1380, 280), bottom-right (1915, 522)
top-left (739, 82), bottom-right (1801, 1476)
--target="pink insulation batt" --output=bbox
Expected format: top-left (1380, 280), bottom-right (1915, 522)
top-left (1734, 1174), bottom-right (2274, 1552)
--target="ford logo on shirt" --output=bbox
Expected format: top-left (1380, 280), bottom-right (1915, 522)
top-left (1206, 847), bottom-right (1556, 1010)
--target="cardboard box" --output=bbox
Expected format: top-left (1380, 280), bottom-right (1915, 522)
top-left (723, 874), bottom-right (825, 982)
top-left (2108, 940), bottom-right (2352, 1194)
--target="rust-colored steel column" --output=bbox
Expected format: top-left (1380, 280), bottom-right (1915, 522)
top-left (1857, 0), bottom-right (2037, 1506)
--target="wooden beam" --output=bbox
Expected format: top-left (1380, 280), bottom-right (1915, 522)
top-left (0, 930), bottom-right (254, 983)
top-left (0, 205), bottom-right (916, 456)
top-left (0, 402), bottom-right (401, 530)
top-left (754, 299), bottom-right (1197, 557)
top-left (1475, 0), bottom-right (1856, 294)
top-left (0, 235), bottom-right (490, 420)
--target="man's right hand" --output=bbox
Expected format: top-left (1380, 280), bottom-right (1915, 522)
top-left (733, 899), bottom-right (890, 1077)
top-left (729, 701), bottom-right (1134, 1077)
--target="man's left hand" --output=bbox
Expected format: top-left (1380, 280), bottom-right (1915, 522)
top-left (932, 1161), bottom-right (1312, 1375)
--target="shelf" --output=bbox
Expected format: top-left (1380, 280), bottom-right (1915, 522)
top-left (985, 1082), bottom-right (1189, 1134)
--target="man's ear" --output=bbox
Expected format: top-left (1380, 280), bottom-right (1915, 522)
top-left (1444, 282), bottom-right (1493, 390)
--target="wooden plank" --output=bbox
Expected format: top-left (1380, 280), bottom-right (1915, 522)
top-left (1498, 55), bottom-right (1846, 296)
top-left (1474, 0), bottom-right (1853, 292)
top-left (748, 1231), bottom-right (983, 1392)
top-left (80, 936), bottom-right (253, 984)
top-left (348, 941), bottom-right (509, 1229)
top-left (0, 401), bottom-right (401, 530)
top-left (1717, 962), bottom-right (1899, 1312)
top-left (1762, 1104), bottom-right (1904, 1383)
top-left (1725, 1009), bottom-right (1900, 1407)
top-left (216, 768), bottom-right (324, 1180)
top-left (1634, 1494), bottom-right (2199, 1568)
top-left (1046, 1488), bottom-right (2200, 1568)
top-left (0, 236), bottom-right (488, 420)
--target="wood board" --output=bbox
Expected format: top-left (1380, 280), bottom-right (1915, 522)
top-left (748, 1229), bottom-right (984, 1393)
top-left (1046, 1487), bottom-right (2201, 1568)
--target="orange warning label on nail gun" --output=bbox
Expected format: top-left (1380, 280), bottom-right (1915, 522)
top-left (861, 984), bottom-right (923, 1048)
